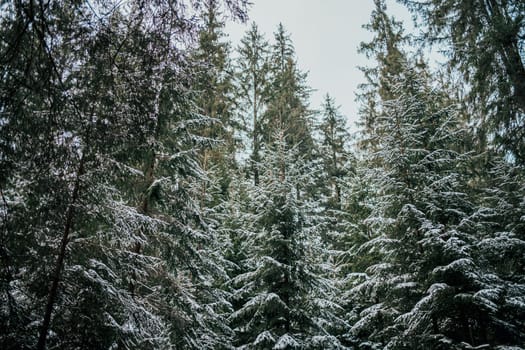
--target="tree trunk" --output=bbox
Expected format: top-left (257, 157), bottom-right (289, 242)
top-left (252, 85), bottom-right (260, 186)
top-left (483, 0), bottom-right (525, 112)
top-left (37, 154), bottom-right (85, 350)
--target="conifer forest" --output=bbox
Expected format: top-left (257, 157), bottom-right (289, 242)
top-left (1, 0), bottom-right (525, 349)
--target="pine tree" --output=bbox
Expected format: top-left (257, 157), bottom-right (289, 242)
top-left (229, 132), bottom-right (345, 349)
top-left (0, 2), bottom-right (168, 347)
top-left (0, 1), bottom-right (248, 348)
top-left (398, 0), bottom-right (525, 163)
top-left (192, 0), bottom-right (237, 205)
top-left (350, 63), bottom-right (459, 348)
top-left (357, 0), bottom-right (408, 150)
top-left (350, 60), bottom-right (525, 349)
top-left (466, 158), bottom-right (525, 346)
top-left (235, 22), bottom-right (271, 185)
top-left (317, 94), bottom-right (353, 210)
top-left (264, 24), bottom-right (314, 158)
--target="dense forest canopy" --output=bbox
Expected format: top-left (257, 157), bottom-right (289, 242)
top-left (0, 0), bottom-right (523, 349)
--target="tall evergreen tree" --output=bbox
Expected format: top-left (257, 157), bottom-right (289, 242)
top-left (264, 24), bottom-right (314, 158)
top-left (229, 132), bottom-right (345, 349)
top-left (192, 0), bottom-right (238, 204)
top-left (398, 0), bottom-right (525, 163)
top-left (357, 0), bottom-right (408, 149)
top-left (317, 94), bottom-right (353, 210)
top-left (0, 1), bottom-right (248, 348)
top-left (235, 22), bottom-right (271, 185)
top-left (351, 61), bottom-right (525, 349)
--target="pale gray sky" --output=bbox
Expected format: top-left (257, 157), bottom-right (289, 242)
top-left (225, 0), bottom-right (413, 131)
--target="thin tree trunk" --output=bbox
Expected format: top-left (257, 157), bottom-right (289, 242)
top-left (252, 84), bottom-right (260, 186)
top-left (483, 0), bottom-right (525, 112)
top-left (500, 42), bottom-right (525, 112)
top-left (37, 154), bottom-right (85, 350)
top-left (331, 126), bottom-right (341, 208)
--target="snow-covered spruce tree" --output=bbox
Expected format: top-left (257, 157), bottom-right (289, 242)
top-left (191, 0), bottom-right (239, 207)
top-left (317, 94), bottom-right (354, 211)
top-left (348, 62), bottom-right (507, 349)
top-left (228, 131), bottom-right (345, 349)
top-left (314, 94), bottom-right (356, 256)
top-left (0, 2), bottom-right (173, 347)
top-left (463, 157), bottom-right (525, 347)
top-left (303, 94), bottom-right (357, 346)
top-left (356, 0), bottom-right (408, 153)
top-left (210, 171), bottom-right (258, 328)
top-left (0, 1), bottom-right (248, 349)
top-left (235, 22), bottom-right (271, 186)
top-left (263, 25), bottom-right (314, 159)
top-left (335, 160), bottom-right (380, 347)
top-left (398, 0), bottom-right (525, 164)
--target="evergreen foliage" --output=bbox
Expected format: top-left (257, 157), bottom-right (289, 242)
top-left (235, 22), bottom-right (271, 185)
top-left (348, 1), bottom-right (525, 347)
top-left (192, 0), bottom-right (239, 206)
top-left (1, 1), bottom-right (524, 349)
top-left (264, 25), bottom-right (314, 158)
top-left (357, 0), bottom-right (408, 149)
top-left (398, 0), bottom-right (525, 163)
top-left (229, 132), bottom-right (345, 349)
top-left (0, 1), bottom-right (247, 348)
top-left (317, 94), bottom-right (353, 210)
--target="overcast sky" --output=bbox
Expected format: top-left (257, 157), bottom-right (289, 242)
top-left (225, 0), bottom-right (413, 131)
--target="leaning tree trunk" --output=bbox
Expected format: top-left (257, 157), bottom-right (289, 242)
top-left (36, 154), bottom-right (85, 350)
